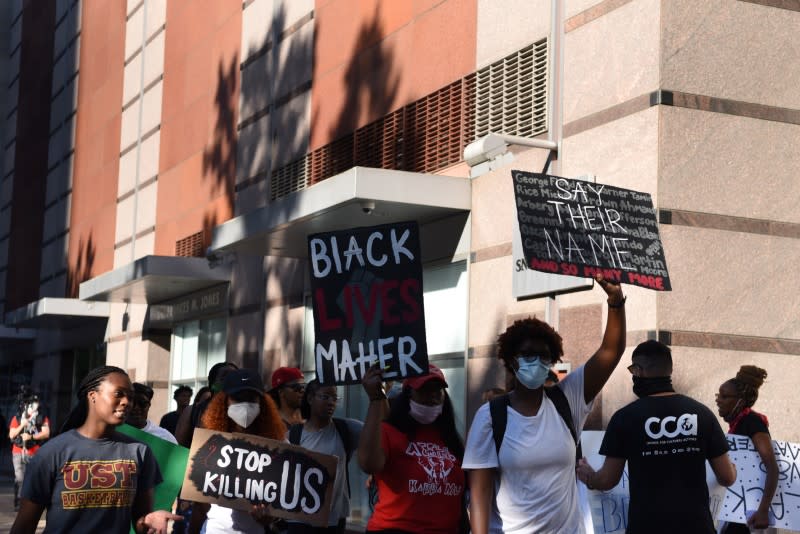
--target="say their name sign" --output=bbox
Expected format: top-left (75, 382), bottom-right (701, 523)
top-left (512, 171), bottom-right (671, 291)
top-left (181, 428), bottom-right (337, 526)
top-left (717, 435), bottom-right (800, 530)
top-left (308, 221), bottom-right (428, 385)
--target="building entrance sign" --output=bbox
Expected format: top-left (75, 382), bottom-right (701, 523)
top-left (307, 221), bottom-right (429, 385)
top-left (512, 171), bottom-right (671, 291)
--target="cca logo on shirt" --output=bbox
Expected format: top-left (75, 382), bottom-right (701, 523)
top-left (644, 414), bottom-right (697, 440)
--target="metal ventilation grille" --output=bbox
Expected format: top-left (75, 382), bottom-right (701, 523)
top-left (474, 39), bottom-right (548, 140)
top-left (271, 157), bottom-right (309, 200)
top-left (175, 231), bottom-right (205, 257)
top-left (266, 40), bottom-right (547, 200)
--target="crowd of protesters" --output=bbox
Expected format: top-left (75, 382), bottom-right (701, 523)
top-left (8, 275), bottom-right (782, 533)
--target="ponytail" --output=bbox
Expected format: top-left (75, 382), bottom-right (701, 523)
top-left (60, 366), bottom-right (128, 434)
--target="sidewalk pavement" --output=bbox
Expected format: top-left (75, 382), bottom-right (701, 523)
top-left (0, 477), bottom-right (45, 533)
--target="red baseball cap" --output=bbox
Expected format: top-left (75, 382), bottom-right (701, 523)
top-left (403, 364), bottom-right (448, 390)
top-left (270, 367), bottom-right (304, 389)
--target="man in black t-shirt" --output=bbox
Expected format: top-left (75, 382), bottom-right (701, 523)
top-left (576, 340), bottom-right (737, 534)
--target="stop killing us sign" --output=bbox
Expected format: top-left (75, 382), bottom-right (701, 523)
top-left (307, 221), bottom-right (429, 385)
top-left (512, 171), bottom-right (672, 291)
top-left (181, 428), bottom-right (338, 526)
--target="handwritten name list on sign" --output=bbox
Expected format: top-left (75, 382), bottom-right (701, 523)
top-left (181, 428), bottom-right (337, 526)
top-left (718, 435), bottom-right (800, 530)
top-left (512, 171), bottom-right (671, 291)
top-left (308, 221), bottom-right (428, 385)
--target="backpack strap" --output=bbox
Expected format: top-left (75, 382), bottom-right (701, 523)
top-left (332, 418), bottom-right (353, 497)
top-left (489, 394), bottom-right (511, 456)
top-left (544, 386), bottom-right (582, 462)
top-left (288, 423), bottom-right (303, 446)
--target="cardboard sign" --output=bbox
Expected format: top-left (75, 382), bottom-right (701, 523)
top-left (512, 171), bottom-right (671, 291)
top-left (181, 428), bottom-right (338, 526)
top-left (308, 221), bottom-right (428, 385)
top-left (718, 435), bottom-right (800, 530)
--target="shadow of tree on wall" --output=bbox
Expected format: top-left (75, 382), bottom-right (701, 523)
top-left (322, 3), bottom-right (401, 144)
top-left (202, 55), bottom-right (238, 217)
top-left (66, 234), bottom-right (96, 299)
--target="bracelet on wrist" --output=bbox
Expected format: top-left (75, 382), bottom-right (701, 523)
top-left (607, 296), bottom-right (626, 308)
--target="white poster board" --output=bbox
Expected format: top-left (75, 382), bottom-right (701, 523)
top-left (718, 435), bottom-right (800, 530)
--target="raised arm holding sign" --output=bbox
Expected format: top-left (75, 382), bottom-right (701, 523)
top-left (512, 171), bottom-right (671, 291)
top-left (308, 222), bottom-right (429, 385)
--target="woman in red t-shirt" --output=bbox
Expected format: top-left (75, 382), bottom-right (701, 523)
top-left (358, 363), bottom-right (466, 534)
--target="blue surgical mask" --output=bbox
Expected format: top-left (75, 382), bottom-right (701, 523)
top-left (515, 356), bottom-right (552, 390)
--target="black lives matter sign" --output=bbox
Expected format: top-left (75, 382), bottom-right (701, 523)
top-left (512, 171), bottom-right (671, 291)
top-left (181, 428), bottom-right (337, 526)
top-left (308, 221), bottom-right (428, 385)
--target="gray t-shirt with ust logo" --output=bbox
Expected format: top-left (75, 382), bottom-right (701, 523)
top-left (22, 429), bottom-right (162, 534)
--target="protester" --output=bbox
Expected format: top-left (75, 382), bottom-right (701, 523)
top-left (193, 386), bottom-right (213, 405)
top-left (8, 387), bottom-right (50, 511)
top-left (10, 366), bottom-right (180, 534)
top-left (159, 385), bottom-right (192, 436)
top-left (359, 363), bottom-right (466, 533)
top-left (287, 379), bottom-right (362, 533)
top-left (575, 340), bottom-right (737, 534)
top-left (268, 367), bottom-right (306, 427)
top-left (187, 368), bottom-right (284, 534)
top-left (126, 383), bottom-right (178, 444)
top-left (462, 274), bottom-right (625, 534)
top-left (717, 365), bottom-right (777, 533)
top-left (174, 362), bottom-right (238, 447)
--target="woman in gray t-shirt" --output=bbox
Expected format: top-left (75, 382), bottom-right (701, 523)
top-left (10, 365), bottom-right (181, 534)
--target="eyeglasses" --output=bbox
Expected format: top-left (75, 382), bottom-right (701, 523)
top-left (627, 364), bottom-right (643, 374)
top-left (517, 355), bottom-right (555, 367)
top-left (315, 393), bottom-right (339, 403)
top-left (283, 383), bottom-right (305, 393)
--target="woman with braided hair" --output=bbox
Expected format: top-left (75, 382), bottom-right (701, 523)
top-left (10, 365), bottom-right (181, 534)
top-left (716, 365), bottom-right (778, 533)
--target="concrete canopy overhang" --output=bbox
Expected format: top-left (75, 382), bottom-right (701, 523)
top-left (5, 298), bottom-right (110, 329)
top-left (210, 167), bottom-right (472, 257)
top-left (78, 255), bottom-right (231, 304)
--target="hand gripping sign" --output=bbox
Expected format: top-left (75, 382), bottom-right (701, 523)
top-left (307, 221), bottom-right (429, 385)
top-left (181, 428), bottom-right (338, 526)
top-left (512, 171), bottom-right (671, 291)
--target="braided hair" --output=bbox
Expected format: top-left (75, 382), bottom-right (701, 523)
top-left (728, 365), bottom-right (767, 408)
top-left (60, 366), bottom-right (128, 434)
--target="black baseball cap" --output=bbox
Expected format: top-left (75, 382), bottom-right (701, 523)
top-left (223, 368), bottom-right (265, 396)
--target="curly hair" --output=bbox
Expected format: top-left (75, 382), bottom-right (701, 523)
top-left (200, 391), bottom-right (286, 440)
top-left (728, 365), bottom-right (767, 408)
top-left (496, 317), bottom-right (564, 374)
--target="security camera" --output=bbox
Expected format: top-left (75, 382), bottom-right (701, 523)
top-left (360, 200), bottom-right (376, 215)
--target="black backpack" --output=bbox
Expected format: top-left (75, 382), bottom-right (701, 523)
top-left (489, 387), bottom-right (582, 462)
top-left (288, 418), bottom-right (354, 495)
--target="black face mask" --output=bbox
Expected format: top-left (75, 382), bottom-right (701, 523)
top-left (632, 376), bottom-right (674, 398)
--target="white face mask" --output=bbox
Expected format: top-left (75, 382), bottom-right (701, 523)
top-left (409, 399), bottom-right (443, 425)
top-left (227, 402), bottom-right (260, 428)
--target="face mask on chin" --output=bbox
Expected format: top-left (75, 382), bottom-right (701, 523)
top-left (409, 399), bottom-right (443, 424)
top-left (227, 402), bottom-right (260, 428)
top-left (515, 357), bottom-right (551, 390)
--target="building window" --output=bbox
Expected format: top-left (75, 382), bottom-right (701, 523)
top-left (168, 317), bottom-right (227, 411)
